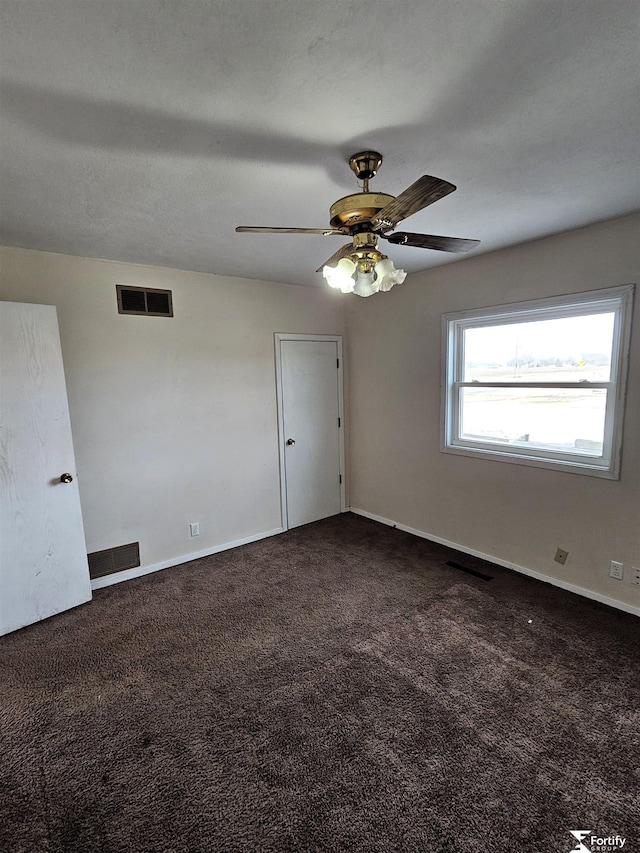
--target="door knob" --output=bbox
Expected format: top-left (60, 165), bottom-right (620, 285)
top-left (60, 473), bottom-right (73, 484)
top-left (286, 438), bottom-right (295, 446)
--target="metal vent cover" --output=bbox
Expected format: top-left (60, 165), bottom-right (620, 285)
top-left (88, 542), bottom-right (140, 579)
top-left (116, 285), bottom-right (173, 316)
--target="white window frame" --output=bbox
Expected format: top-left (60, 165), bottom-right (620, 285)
top-left (441, 284), bottom-right (635, 479)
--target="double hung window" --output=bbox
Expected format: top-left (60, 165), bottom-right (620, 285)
top-left (442, 285), bottom-right (634, 478)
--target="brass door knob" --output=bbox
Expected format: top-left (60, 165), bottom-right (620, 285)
top-left (60, 473), bottom-right (73, 484)
top-left (286, 438), bottom-right (295, 446)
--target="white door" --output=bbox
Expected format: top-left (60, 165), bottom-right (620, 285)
top-left (0, 302), bottom-right (92, 636)
top-left (277, 336), bottom-right (344, 529)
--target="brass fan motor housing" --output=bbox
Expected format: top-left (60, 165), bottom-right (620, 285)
top-left (329, 192), bottom-right (395, 231)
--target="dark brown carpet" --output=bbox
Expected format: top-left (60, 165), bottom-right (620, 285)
top-left (1, 513), bottom-right (639, 852)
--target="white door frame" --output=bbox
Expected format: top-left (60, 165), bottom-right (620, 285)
top-left (274, 333), bottom-right (346, 530)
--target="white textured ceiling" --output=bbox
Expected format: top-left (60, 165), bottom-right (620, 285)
top-left (1, 0), bottom-right (638, 287)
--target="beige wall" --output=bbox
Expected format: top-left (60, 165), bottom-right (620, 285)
top-left (0, 248), bottom-right (345, 570)
top-left (2, 215), bottom-right (638, 610)
top-left (346, 214), bottom-right (640, 609)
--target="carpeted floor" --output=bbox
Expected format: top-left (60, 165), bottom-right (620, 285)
top-left (1, 513), bottom-right (638, 852)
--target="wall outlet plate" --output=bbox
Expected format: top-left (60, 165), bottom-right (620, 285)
top-left (631, 567), bottom-right (640, 586)
top-left (554, 548), bottom-right (569, 565)
top-left (609, 560), bottom-right (624, 580)
top-left (190, 522), bottom-right (200, 537)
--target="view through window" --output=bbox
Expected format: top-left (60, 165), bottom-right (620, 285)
top-left (442, 285), bottom-right (634, 477)
top-left (461, 313), bottom-right (614, 455)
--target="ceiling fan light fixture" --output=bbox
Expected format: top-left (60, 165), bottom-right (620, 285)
top-left (238, 151), bottom-right (479, 286)
top-left (322, 253), bottom-right (406, 297)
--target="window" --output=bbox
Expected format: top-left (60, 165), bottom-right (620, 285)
top-left (442, 284), bottom-right (634, 478)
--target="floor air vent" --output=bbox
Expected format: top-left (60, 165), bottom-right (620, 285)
top-left (117, 285), bottom-right (173, 316)
top-left (88, 542), bottom-right (140, 579)
top-left (445, 560), bottom-right (493, 581)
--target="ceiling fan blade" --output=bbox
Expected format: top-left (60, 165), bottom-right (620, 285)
top-left (372, 176), bottom-right (456, 229)
top-left (384, 232), bottom-right (480, 253)
top-left (236, 226), bottom-right (343, 235)
top-left (315, 243), bottom-right (354, 273)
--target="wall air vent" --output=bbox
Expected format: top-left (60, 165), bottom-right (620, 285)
top-left (116, 285), bottom-right (173, 316)
top-left (88, 542), bottom-right (140, 579)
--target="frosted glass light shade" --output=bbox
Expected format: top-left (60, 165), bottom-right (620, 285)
top-left (322, 255), bottom-right (406, 296)
top-left (375, 258), bottom-right (407, 292)
top-left (323, 258), bottom-right (356, 293)
top-left (353, 271), bottom-right (377, 297)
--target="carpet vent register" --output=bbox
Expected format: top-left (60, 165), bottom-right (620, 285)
top-left (116, 284), bottom-right (173, 316)
top-left (445, 560), bottom-right (493, 581)
top-left (88, 542), bottom-right (140, 579)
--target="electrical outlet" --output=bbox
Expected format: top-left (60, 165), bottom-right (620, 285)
top-left (631, 567), bottom-right (640, 586)
top-left (190, 522), bottom-right (200, 537)
top-left (609, 560), bottom-right (624, 580)
top-left (554, 548), bottom-right (569, 565)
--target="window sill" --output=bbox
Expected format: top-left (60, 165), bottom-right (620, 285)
top-left (440, 441), bottom-right (620, 479)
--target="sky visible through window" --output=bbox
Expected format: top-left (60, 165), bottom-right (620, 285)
top-left (460, 312), bottom-right (615, 453)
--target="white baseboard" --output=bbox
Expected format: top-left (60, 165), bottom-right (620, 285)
top-left (90, 526), bottom-right (285, 591)
top-left (349, 507), bottom-right (639, 617)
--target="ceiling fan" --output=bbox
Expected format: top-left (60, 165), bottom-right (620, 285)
top-left (236, 151), bottom-right (480, 296)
